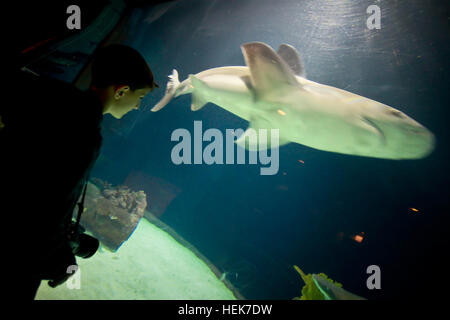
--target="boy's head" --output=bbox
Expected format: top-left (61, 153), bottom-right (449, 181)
top-left (90, 44), bottom-right (158, 118)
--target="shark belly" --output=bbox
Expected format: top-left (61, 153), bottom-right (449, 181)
top-left (280, 104), bottom-right (382, 156)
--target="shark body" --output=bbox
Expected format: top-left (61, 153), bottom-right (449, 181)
top-left (152, 42), bottom-right (434, 160)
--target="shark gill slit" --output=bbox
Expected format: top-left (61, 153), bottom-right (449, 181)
top-left (362, 116), bottom-right (386, 145)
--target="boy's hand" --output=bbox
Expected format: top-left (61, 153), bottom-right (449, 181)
top-left (48, 269), bottom-right (76, 288)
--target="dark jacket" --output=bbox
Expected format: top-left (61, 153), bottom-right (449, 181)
top-left (1, 71), bottom-right (103, 280)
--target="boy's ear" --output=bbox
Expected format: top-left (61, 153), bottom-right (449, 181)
top-left (114, 85), bottom-right (130, 99)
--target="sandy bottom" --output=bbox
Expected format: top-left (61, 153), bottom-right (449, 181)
top-left (35, 218), bottom-right (236, 300)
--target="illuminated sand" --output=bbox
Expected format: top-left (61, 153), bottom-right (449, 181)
top-left (36, 217), bottom-right (237, 300)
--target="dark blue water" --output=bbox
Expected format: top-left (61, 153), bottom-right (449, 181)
top-left (92, 0), bottom-right (449, 299)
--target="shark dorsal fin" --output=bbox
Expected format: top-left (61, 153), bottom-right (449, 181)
top-left (241, 42), bottom-right (301, 97)
top-left (277, 44), bottom-right (306, 78)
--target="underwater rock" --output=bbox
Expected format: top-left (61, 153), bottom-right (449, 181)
top-left (124, 171), bottom-right (181, 218)
top-left (80, 178), bottom-right (148, 252)
top-left (292, 265), bottom-right (366, 300)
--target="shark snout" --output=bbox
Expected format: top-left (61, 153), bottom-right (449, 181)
top-left (381, 119), bottom-right (435, 159)
top-left (404, 126), bottom-right (435, 159)
top-left (362, 105), bottom-right (435, 159)
top-left (404, 124), bottom-right (430, 136)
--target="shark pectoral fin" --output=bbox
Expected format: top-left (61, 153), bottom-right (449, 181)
top-left (189, 75), bottom-right (209, 111)
top-left (191, 92), bottom-right (208, 111)
top-left (277, 44), bottom-right (306, 78)
top-left (241, 42), bottom-right (301, 98)
top-left (262, 134), bottom-right (290, 150)
top-left (235, 121), bottom-right (290, 151)
top-left (235, 128), bottom-right (259, 151)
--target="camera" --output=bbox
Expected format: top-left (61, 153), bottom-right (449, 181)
top-left (68, 223), bottom-right (99, 259)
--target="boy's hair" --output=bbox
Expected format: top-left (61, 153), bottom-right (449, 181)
top-left (90, 44), bottom-right (158, 91)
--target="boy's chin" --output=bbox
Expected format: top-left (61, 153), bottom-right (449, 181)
top-left (111, 112), bottom-right (125, 119)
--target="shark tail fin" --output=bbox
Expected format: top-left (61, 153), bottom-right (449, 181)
top-left (151, 69), bottom-right (181, 112)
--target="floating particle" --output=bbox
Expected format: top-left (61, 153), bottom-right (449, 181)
top-left (352, 234), bottom-right (364, 243)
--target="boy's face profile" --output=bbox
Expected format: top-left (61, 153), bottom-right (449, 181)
top-left (107, 86), bottom-right (152, 119)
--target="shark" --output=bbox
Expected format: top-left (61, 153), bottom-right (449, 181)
top-left (152, 42), bottom-right (435, 160)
